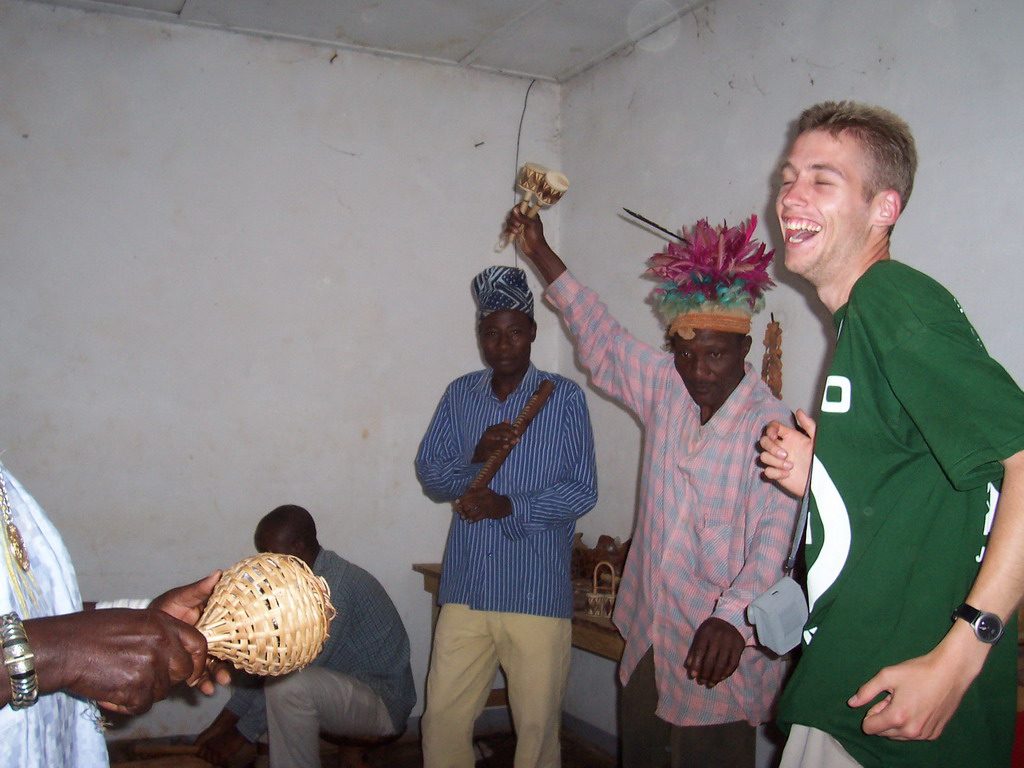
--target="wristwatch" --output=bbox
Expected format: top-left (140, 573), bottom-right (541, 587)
top-left (951, 602), bottom-right (1005, 644)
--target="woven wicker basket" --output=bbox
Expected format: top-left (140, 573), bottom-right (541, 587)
top-left (586, 560), bottom-right (618, 619)
top-left (196, 553), bottom-right (335, 676)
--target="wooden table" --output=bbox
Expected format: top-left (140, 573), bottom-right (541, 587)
top-left (412, 563), bottom-right (624, 661)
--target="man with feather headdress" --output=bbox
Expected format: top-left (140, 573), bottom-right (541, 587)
top-left (507, 209), bottom-right (800, 768)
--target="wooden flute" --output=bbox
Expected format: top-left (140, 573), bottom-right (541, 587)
top-left (465, 378), bottom-right (556, 493)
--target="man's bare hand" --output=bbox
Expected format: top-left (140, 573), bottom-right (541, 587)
top-left (26, 609), bottom-right (208, 715)
top-left (472, 422), bottom-right (519, 464)
top-left (504, 209), bottom-right (567, 285)
top-left (848, 622), bottom-right (988, 741)
top-left (505, 208), bottom-right (550, 260)
top-left (151, 571), bottom-right (221, 625)
top-left (454, 487), bottom-right (513, 523)
top-left (684, 617), bottom-right (745, 688)
top-left (150, 571), bottom-right (232, 695)
top-left (760, 409), bottom-right (816, 497)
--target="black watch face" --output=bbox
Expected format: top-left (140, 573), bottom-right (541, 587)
top-left (975, 614), bottom-right (1003, 643)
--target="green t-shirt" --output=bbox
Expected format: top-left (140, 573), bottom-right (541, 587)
top-left (778, 260), bottom-right (1024, 768)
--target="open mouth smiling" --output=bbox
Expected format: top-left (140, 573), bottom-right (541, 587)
top-left (783, 218), bottom-right (822, 244)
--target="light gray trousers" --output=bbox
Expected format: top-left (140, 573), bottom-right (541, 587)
top-left (778, 725), bottom-right (864, 768)
top-left (264, 666), bottom-right (395, 768)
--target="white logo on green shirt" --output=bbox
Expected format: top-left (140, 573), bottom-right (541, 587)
top-left (804, 456), bottom-right (852, 645)
top-left (821, 375), bottom-right (851, 414)
top-left (975, 483), bottom-right (1000, 563)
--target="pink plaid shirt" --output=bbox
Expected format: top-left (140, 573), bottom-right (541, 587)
top-left (547, 272), bottom-right (799, 726)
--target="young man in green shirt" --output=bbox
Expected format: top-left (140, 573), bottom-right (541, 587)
top-left (760, 101), bottom-right (1024, 768)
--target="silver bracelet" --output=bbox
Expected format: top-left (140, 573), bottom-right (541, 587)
top-left (2, 612), bottom-right (38, 709)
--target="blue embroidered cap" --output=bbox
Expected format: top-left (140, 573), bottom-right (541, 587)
top-left (472, 266), bottom-right (534, 324)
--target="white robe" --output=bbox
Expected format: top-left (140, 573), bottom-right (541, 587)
top-left (0, 462), bottom-right (109, 768)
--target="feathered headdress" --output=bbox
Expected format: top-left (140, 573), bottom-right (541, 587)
top-left (646, 215), bottom-right (775, 340)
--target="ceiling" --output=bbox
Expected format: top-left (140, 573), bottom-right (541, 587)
top-left (26, 0), bottom-right (708, 83)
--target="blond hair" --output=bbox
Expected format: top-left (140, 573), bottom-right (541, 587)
top-left (798, 101), bottom-right (918, 214)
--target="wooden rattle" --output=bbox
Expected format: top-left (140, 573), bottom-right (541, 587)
top-left (195, 553), bottom-right (335, 676)
top-left (496, 163), bottom-right (570, 250)
top-left (515, 162), bottom-right (569, 217)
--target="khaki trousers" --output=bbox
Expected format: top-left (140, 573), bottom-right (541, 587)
top-left (421, 603), bottom-right (572, 768)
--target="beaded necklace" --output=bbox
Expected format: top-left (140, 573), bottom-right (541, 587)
top-left (1, 467), bottom-right (39, 614)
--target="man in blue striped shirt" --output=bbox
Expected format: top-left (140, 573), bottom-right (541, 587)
top-left (416, 266), bottom-right (598, 768)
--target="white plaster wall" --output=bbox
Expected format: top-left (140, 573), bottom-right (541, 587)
top-left (558, 0), bottom-right (1024, 748)
top-left (0, 0), bottom-right (563, 739)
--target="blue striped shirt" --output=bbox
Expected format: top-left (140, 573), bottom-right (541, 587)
top-left (416, 363), bottom-right (597, 619)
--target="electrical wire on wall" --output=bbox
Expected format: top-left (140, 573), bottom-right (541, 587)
top-left (510, 79), bottom-right (536, 269)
